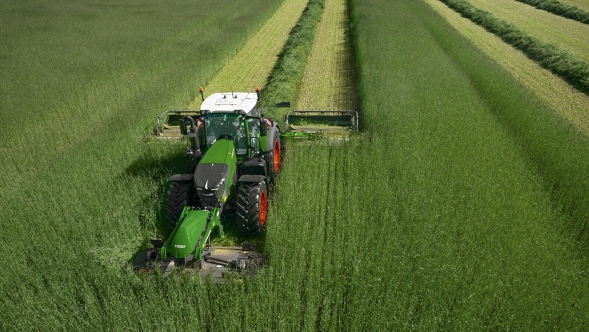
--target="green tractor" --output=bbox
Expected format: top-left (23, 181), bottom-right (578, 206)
top-left (134, 88), bottom-right (359, 280)
top-left (134, 89), bottom-right (287, 279)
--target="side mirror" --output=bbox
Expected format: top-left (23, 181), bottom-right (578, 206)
top-left (275, 101), bottom-right (291, 108)
top-left (180, 119), bottom-right (187, 135)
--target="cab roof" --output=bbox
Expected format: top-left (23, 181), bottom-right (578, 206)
top-left (200, 92), bottom-right (259, 115)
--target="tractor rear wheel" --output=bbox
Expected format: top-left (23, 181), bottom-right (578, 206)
top-left (165, 180), bottom-right (198, 232)
top-left (267, 135), bottom-right (282, 185)
top-left (236, 182), bottom-right (268, 236)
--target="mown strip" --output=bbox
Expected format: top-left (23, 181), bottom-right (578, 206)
top-left (424, 0), bottom-right (589, 137)
top-left (186, 0), bottom-right (309, 110)
top-left (439, 0), bottom-right (589, 94)
top-left (468, 0), bottom-right (589, 63)
top-left (297, 0), bottom-right (358, 110)
top-left (260, 0), bottom-right (327, 114)
top-left (515, 0), bottom-right (589, 24)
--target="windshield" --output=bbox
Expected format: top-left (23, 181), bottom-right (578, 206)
top-left (204, 113), bottom-right (247, 155)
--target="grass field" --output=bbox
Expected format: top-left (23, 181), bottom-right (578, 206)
top-left (426, 0), bottom-right (589, 137)
top-left (296, 0), bottom-right (357, 110)
top-left (3, 0), bottom-right (589, 330)
top-left (186, 0), bottom-right (308, 110)
top-left (554, 0), bottom-right (589, 12)
top-left (468, 0), bottom-right (589, 62)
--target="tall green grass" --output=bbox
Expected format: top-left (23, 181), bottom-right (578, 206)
top-left (3, 0), bottom-right (589, 330)
top-left (0, 0), bottom-right (287, 330)
top-left (0, 0), bottom-right (283, 191)
top-left (345, 0), bottom-right (589, 327)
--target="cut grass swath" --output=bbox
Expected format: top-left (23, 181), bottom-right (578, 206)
top-left (186, 0), bottom-right (309, 110)
top-left (439, 0), bottom-right (589, 94)
top-left (468, 0), bottom-right (589, 62)
top-left (297, 0), bottom-right (358, 111)
top-left (515, 0), bottom-right (589, 23)
top-left (425, 0), bottom-right (589, 137)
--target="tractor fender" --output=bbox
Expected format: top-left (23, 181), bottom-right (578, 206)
top-left (169, 174), bottom-right (194, 182)
top-left (237, 174), bottom-right (266, 184)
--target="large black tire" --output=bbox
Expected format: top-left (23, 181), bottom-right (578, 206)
top-left (165, 181), bottom-right (197, 232)
top-left (236, 182), bottom-right (268, 236)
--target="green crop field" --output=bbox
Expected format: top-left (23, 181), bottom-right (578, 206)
top-left (2, 0), bottom-right (589, 330)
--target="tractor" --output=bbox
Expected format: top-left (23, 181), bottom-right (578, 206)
top-left (134, 88), bottom-right (358, 280)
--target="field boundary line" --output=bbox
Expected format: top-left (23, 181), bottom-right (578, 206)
top-left (186, 0), bottom-right (309, 110)
top-left (425, 0), bottom-right (589, 137)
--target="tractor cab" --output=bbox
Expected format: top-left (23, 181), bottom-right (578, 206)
top-left (199, 92), bottom-right (263, 157)
top-left (201, 112), bottom-right (264, 157)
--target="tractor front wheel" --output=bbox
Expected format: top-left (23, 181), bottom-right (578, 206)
top-left (236, 182), bottom-right (268, 236)
top-left (165, 180), bottom-right (197, 233)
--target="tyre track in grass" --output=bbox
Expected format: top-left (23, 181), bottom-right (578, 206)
top-left (425, 0), bottom-right (589, 137)
top-left (296, 0), bottom-right (358, 110)
top-left (186, 0), bottom-right (309, 110)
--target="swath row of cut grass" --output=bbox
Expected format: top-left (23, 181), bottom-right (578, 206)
top-left (515, 0), bottom-right (589, 23)
top-left (425, 0), bottom-right (589, 137)
top-left (296, 0), bottom-right (358, 110)
top-left (467, 0), bottom-right (589, 62)
top-left (560, 0), bottom-right (589, 11)
top-left (186, 0), bottom-right (309, 110)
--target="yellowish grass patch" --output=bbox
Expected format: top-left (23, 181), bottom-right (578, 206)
top-left (296, 0), bottom-right (357, 111)
top-left (186, 0), bottom-right (309, 110)
top-left (425, 0), bottom-right (589, 137)
top-left (467, 0), bottom-right (589, 63)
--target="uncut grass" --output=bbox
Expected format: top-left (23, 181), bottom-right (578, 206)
top-left (346, 0), bottom-right (589, 328)
top-left (0, 0), bottom-right (288, 329)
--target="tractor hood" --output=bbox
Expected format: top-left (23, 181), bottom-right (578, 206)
top-left (194, 139), bottom-right (237, 205)
top-left (167, 209), bottom-right (211, 259)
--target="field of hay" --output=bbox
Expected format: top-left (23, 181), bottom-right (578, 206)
top-left (2, 0), bottom-right (589, 330)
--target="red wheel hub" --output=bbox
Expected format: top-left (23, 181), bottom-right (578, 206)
top-left (259, 190), bottom-right (267, 226)
top-left (273, 140), bottom-right (280, 173)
